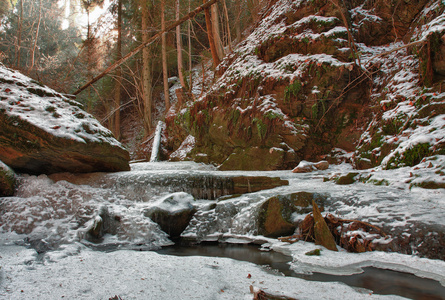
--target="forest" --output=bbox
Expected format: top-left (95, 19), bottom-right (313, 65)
top-left (0, 0), bottom-right (262, 148)
top-left (1, 0), bottom-right (445, 298)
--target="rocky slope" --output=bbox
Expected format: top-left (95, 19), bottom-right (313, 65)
top-left (164, 0), bottom-right (445, 173)
top-left (0, 64), bottom-right (130, 175)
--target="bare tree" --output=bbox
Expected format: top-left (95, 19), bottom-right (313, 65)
top-left (203, 0), bottom-right (220, 68)
top-left (161, 0), bottom-right (170, 110)
top-left (176, 0), bottom-right (187, 90)
top-left (140, 0), bottom-right (153, 133)
top-left (112, 0), bottom-right (123, 139)
top-left (211, 3), bottom-right (224, 60)
top-left (16, 0), bottom-right (23, 68)
top-left (29, 0), bottom-right (42, 70)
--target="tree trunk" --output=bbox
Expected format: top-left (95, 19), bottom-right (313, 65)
top-left (16, 0), bottom-right (23, 68)
top-left (222, 0), bottom-right (232, 52)
top-left (204, 0), bottom-right (220, 68)
top-left (211, 3), bottom-right (224, 60)
top-left (73, 0), bottom-right (222, 95)
top-left (112, 0), bottom-right (122, 140)
top-left (161, 0), bottom-right (170, 110)
top-left (30, 0), bottom-right (42, 70)
top-left (188, 0), bottom-right (193, 92)
top-left (235, 0), bottom-right (241, 42)
top-left (176, 0), bottom-right (186, 90)
top-left (141, 0), bottom-right (153, 133)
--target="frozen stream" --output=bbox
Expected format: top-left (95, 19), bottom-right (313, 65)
top-left (1, 161), bottom-right (445, 299)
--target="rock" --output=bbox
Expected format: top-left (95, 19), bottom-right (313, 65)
top-left (0, 160), bottom-right (16, 196)
top-left (312, 201), bottom-right (337, 251)
top-left (257, 192), bottom-right (326, 237)
top-left (143, 192), bottom-right (196, 238)
top-left (335, 172), bottom-right (359, 185)
top-left (292, 160), bottom-right (329, 173)
top-left (218, 147), bottom-right (299, 171)
top-left (0, 65), bottom-right (130, 174)
top-left (84, 205), bottom-right (120, 242)
top-left (164, 0), bottom-right (370, 171)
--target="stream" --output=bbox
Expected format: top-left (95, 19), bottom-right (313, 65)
top-left (155, 241), bottom-right (445, 300)
top-left (2, 161), bottom-right (445, 299)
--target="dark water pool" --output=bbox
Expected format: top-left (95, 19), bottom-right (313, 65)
top-left (155, 241), bottom-right (445, 300)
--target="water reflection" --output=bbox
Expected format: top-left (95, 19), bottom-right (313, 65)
top-left (155, 242), bottom-right (445, 300)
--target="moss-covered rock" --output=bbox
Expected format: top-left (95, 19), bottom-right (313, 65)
top-left (257, 192), bottom-right (326, 237)
top-left (0, 160), bottom-right (16, 196)
top-left (335, 172), bottom-right (359, 185)
top-left (164, 0), bottom-right (371, 171)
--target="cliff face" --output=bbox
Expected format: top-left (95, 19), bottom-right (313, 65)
top-left (165, 0), bottom-right (445, 171)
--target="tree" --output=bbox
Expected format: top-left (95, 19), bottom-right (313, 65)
top-left (111, 0), bottom-right (123, 139)
top-left (176, 0), bottom-right (187, 90)
top-left (210, 2), bottom-right (224, 60)
top-left (29, 0), bottom-right (42, 70)
top-left (161, 0), bottom-right (170, 110)
top-left (203, 0), bottom-right (220, 68)
top-left (140, 0), bottom-right (153, 133)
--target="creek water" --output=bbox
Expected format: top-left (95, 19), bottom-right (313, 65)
top-left (155, 241), bottom-right (445, 300)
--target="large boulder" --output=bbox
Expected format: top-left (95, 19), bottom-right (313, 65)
top-left (0, 64), bottom-right (130, 174)
top-left (0, 159), bottom-right (16, 196)
top-left (143, 192), bottom-right (196, 238)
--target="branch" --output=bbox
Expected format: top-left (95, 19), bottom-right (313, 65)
top-left (73, 0), bottom-right (221, 95)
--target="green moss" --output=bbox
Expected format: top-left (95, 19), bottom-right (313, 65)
top-left (386, 143), bottom-right (431, 169)
top-left (305, 249), bottom-right (321, 256)
top-left (253, 118), bottom-right (267, 140)
top-left (284, 80), bottom-right (302, 102)
top-left (230, 109), bottom-right (241, 126)
top-left (264, 111), bottom-right (283, 120)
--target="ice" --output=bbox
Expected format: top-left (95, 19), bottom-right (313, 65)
top-left (1, 161), bottom-right (445, 298)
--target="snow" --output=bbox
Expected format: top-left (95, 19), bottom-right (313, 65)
top-left (169, 135), bottom-right (196, 160)
top-left (0, 233), bottom-right (406, 300)
top-left (1, 161), bottom-right (445, 299)
top-left (0, 64), bottom-right (123, 148)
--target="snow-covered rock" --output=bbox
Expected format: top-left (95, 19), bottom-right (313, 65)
top-left (292, 160), bottom-right (329, 173)
top-left (143, 192), bottom-right (196, 238)
top-left (0, 64), bottom-right (130, 174)
top-left (0, 159), bottom-right (16, 196)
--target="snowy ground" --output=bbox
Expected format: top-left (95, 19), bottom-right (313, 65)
top-left (1, 161), bottom-right (445, 299)
top-left (0, 233), bottom-right (417, 300)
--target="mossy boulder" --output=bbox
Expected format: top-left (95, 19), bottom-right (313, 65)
top-left (0, 65), bottom-right (130, 174)
top-left (257, 192), bottom-right (326, 237)
top-left (335, 172), bottom-right (359, 185)
top-left (219, 147), bottom-right (299, 171)
top-left (0, 160), bottom-right (16, 196)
